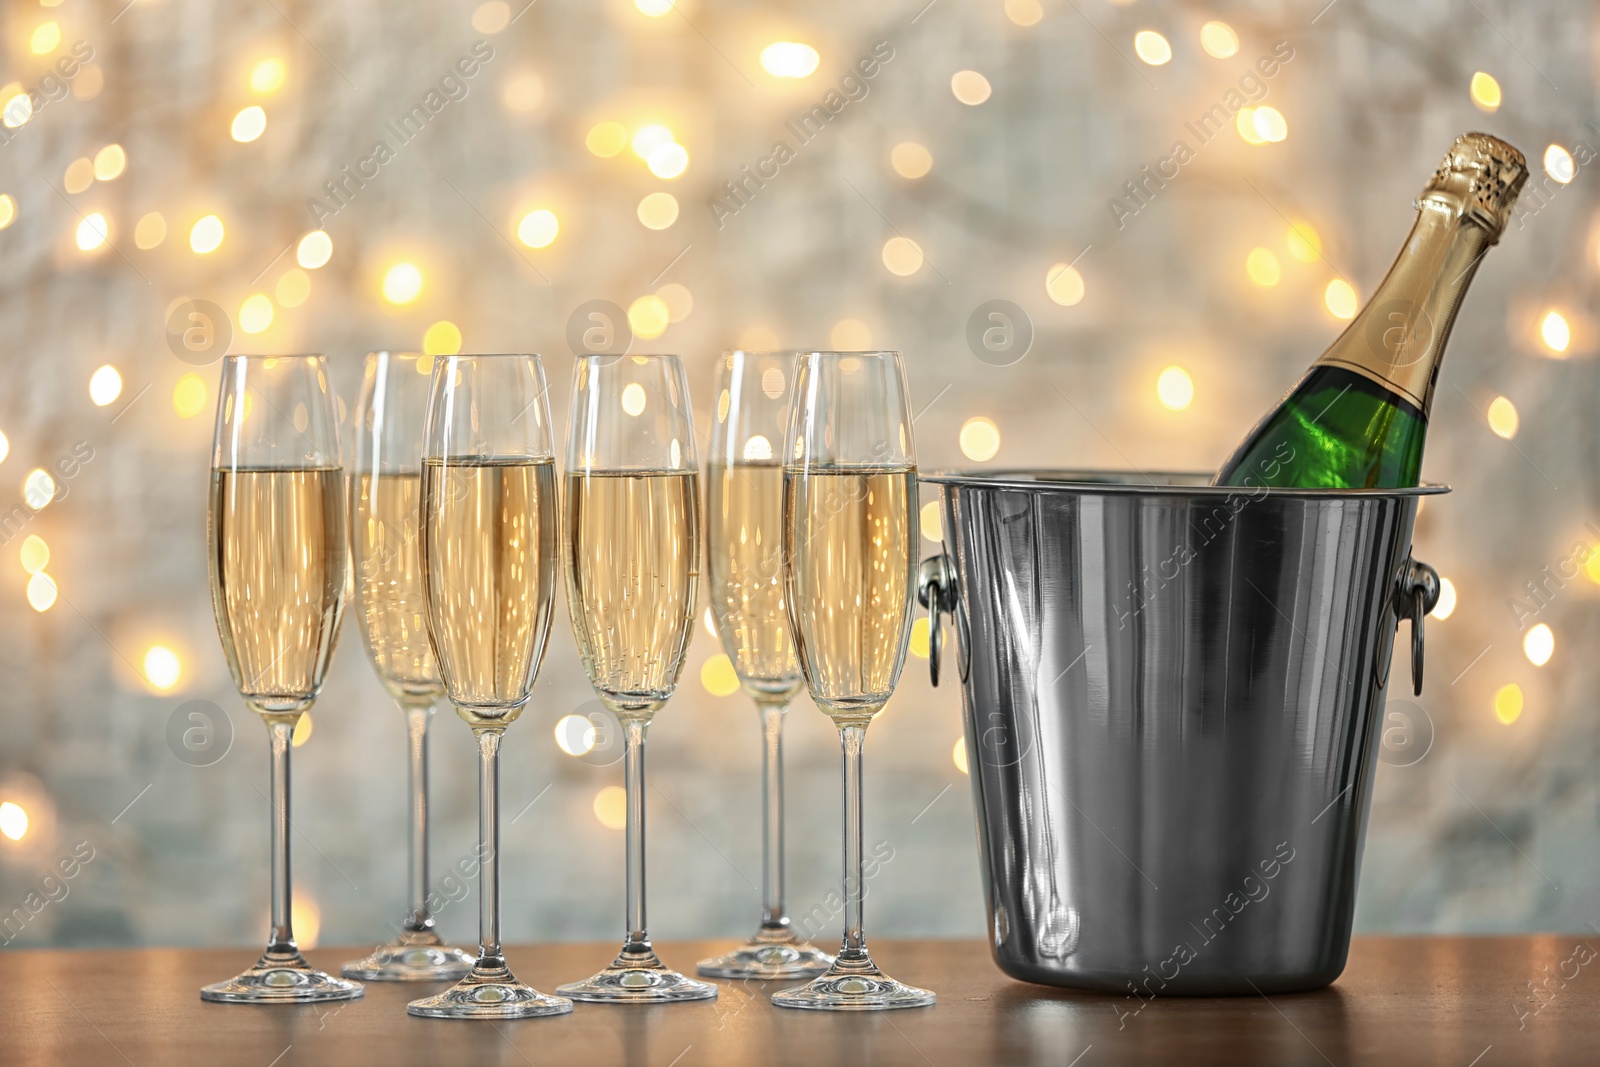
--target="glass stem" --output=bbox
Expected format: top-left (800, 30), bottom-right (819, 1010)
top-left (622, 718), bottom-right (651, 956)
top-left (759, 702), bottom-right (789, 933)
top-left (404, 702), bottom-right (434, 935)
top-left (839, 722), bottom-right (868, 963)
top-left (474, 728), bottom-right (504, 969)
top-left (266, 718), bottom-right (297, 958)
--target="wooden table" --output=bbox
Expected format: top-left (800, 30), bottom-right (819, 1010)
top-left (3, 937), bottom-right (1594, 1065)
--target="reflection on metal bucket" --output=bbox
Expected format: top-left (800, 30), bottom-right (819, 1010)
top-left (920, 471), bottom-right (1442, 995)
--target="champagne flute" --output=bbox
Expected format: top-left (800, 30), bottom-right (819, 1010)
top-left (405, 354), bottom-right (571, 1019)
top-left (201, 355), bottom-right (363, 1004)
top-left (556, 354), bottom-right (717, 1003)
top-left (696, 351), bottom-right (833, 980)
top-left (772, 351), bottom-right (934, 1011)
top-left (341, 352), bottom-right (475, 982)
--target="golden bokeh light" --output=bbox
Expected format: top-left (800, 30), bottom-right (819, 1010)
top-left (1045, 262), bottom-right (1085, 306)
top-left (382, 262), bottom-right (424, 305)
top-left (636, 191), bottom-right (679, 230)
top-left (631, 123), bottom-right (674, 159)
top-left (1324, 278), bottom-right (1358, 319)
top-left (29, 20), bottom-right (61, 55)
top-left (1251, 106), bottom-right (1288, 143)
top-left (1246, 247), bottom-right (1281, 287)
top-left (1200, 20), bottom-right (1239, 58)
top-left (1005, 0), bottom-right (1043, 26)
top-left (830, 318), bottom-right (872, 349)
top-left (0, 193), bottom-right (15, 230)
top-left (20, 535), bottom-right (49, 575)
top-left (93, 144), bottom-right (127, 182)
top-left (292, 712), bottom-right (313, 746)
top-left (239, 293), bottom-right (274, 334)
top-left (587, 121), bottom-right (629, 157)
top-left (909, 616), bottom-right (930, 659)
top-left (1433, 577), bottom-right (1456, 620)
top-left (891, 141), bottom-right (933, 179)
top-left (276, 268), bottom-right (311, 308)
top-left (959, 416), bottom-right (1001, 461)
top-left (1543, 144), bottom-right (1575, 185)
top-left (23, 468), bottom-right (56, 510)
top-left (635, 0), bottom-right (676, 16)
top-left (1236, 106), bottom-right (1265, 145)
top-left (627, 294), bottom-right (670, 339)
top-left (951, 69), bottom-right (992, 105)
top-left (503, 71), bottom-right (544, 113)
top-left (1540, 310), bottom-right (1571, 355)
top-left (517, 208), bottom-right (560, 248)
top-left (0, 428), bottom-right (7, 463)
top-left (1470, 71), bottom-right (1501, 112)
top-left (1286, 220), bottom-right (1321, 262)
top-left (471, 0), bottom-right (511, 34)
top-left (143, 645), bottom-right (182, 691)
top-left (190, 214), bottom-right (224, 254)
top-left (249, 57), bottom-right (286, 94)
top-left (656, 282), bottom-right (693, 323)
top-left (1133, 30), bottom-right (1172, 66)
top-left (64, 157), bottom-right (94, 194)
top-left (89, 365), bottom-right (122, 407)
top-left (1524, 623), bottom-right (1554, 667)
top-left (423, 320), bottom-right (463, 356)
top-left (920, 500), bottom-right (943, 542)
top-left (134, 211), bottom-right (166, 249)
top-left (760, 42), bottom-right (820, 79)
top-left (173, 373), bottom-right (208, 418)
top-left (0, 801), bottom-right (28, 841)
top-left (75, 212), bottom-right (108, 252)
top-left (882, 236), bottom-right (924, 276)
top-left (1493, 683), bottom-right (1522, 725)
top-left (1486, 395), bottom-right (1518, 439)
top-left (1, 84), bottom-right (33, 130)
top-left (231, 105), bottom-right (267, 143)
top-left (953, 736), bottom-right (969, 775)
top-left (26, 572), bottom-right (56, 612)
top-left (554, 714), bottom-right (597, 757)
top-left (291, 894), bottom-right (320, 948)
top-left (593, 785), bottom-right (628, 830)
top-left (701, 654), bottom-right (741, 696)
top-left (1156, 365), bottom-right (1194, 411)
top-left (296, 230), bottom-right (332, 269)
top-left (646, 141), bottom-right (689, 179)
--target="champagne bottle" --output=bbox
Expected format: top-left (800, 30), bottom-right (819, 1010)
top-left (1214, 132), bottom-right (1528, 488)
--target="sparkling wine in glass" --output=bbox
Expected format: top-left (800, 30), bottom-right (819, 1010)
top-left (200, 354), bottom-right (363, 1004)
top-left (696, 351), bottom-right (833, 981)
top-left (556, 354), bottom-right (718, 1004)
top-left (341, 352), bottom-right (475, 983)
top-left (772, 351), bottom-right (934, 1011)
top-left (405, 354), bottom-right (570, 1020)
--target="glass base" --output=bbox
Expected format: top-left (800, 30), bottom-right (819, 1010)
top-left (696, 929), bottom-right (834, 980)
top-left (771, 955), bottom-right (934, 1011)
top-left (557, 946), bottom-right (718, 1003)
top-left (407, 959), bottom-right (572, 1019)
top-left (201, 948), bottom-right (366, 1004)
top-left (342, 931), bottom-right (476, 982)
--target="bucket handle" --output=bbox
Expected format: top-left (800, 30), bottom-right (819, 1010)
top-left (1398, 557), bottom-right (1442, 696)
top-left (918, 554), bottom-right (958, 687)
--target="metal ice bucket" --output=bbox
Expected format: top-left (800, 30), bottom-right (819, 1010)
top-left (918, 470), bottom-right (1443, 995)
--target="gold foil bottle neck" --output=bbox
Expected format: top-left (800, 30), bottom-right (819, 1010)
top-left (1417, 132), bottom-right (1528, 242)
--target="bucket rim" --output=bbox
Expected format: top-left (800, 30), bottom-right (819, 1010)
top-left (919, 468), bottom-right (1450, 498)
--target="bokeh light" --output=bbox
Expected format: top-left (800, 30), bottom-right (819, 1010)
top-left (1539, 310), bottom-right (1570, 354)
top-left (19, 535), bottom-right (49, 574)
top-left (637, 192), bottom-right (679, 230)
top-left (760, 42), bottom-right (820, 79)
top-left (1487, 396), bottom-right (1518, 439)
top-left (1470, 71), bottom-right (1501, 111)
top-left (517, 208), bottom-right (560, 248)
top-left (953, 736), bottom-right (968, 775)
top-left (1493, 683), bottom-right (1522, 725)
top-left (1324, 279), bottom-right (1358, 319)
top-left (134, 212), bottom-right (166, 249)
top-left (951, 70), bottom-right (992, 105)
top-left (93, 144), bottom-right (127, 182)
top-left (1156, 366), bottom-right (1194, 411)
top-left (627, 294), bottom-right (670, 339)
top-left (143, 645), bottom-right (181, 690)
top-left (701, 654), bottom-right (740, 696)
top-left (89, 365), bottom-right (122, 406)
top-left (1286, 221), bottom-right (1322, 262)
top-left (1005, 0), bottom-right (1043, 27)
top-left (173, 374), bottom-right (208, 418)
top-left (423, 320), bottom-right (462, 356)
top-left (231, 105), bottom-right (267, 143)
top-left (1524, 623), bottom-right (1555, 667)
top-left (646, 142), bottom-right (689, 179)
top-left (830, 318), bottom-right (872, 349)
top-left (276, 268), bottom-right (311, 308)
top-left (1544, 145), bottom-right (1575, 184)
top-left (0, 193), bottom-right (14, 230)
top-left (593, 786), bottom-right (627, 829)
top-left (587, 121), bottom-right (629, 157)
top-left (1133, 30), bottom-right (1172, 65)
top-left (1045, 262), bottom-right (1085, 306)
top-left (23, 469), bottom-right (56, 510)
top-left (0, 801), bottom-right (28, 841)
top-left (503, 71), bottom-right (544, 113)
top-left (382, 263), bottom-right (424, 304)
top-left (1200, 21), bottom-right (1239, 58)
top-left (1246, 247), bottom-right (1281, 287)
top-left (26, 573), bottom-right (56, 612)
top-left (891, 141), bottom-right (933, 179)
top-left (75, 213), bottom-right (108, 252)
top-left (959, 417), bottom-right (1001, 461)
top-left (920, 501), bottom-right (943, 542)
top-left (1433, 577), bottom-right (1456, 620)
top-left (250, 58), bottom-right (286, 93)
top-left (190, 214), bottom-right (224, 254)
top-left (297, 230), bottom-right (332, 269)
top-left (882, 236), bottom-right (924, 276)
top-left (239, 294), bottom-right (274, 334)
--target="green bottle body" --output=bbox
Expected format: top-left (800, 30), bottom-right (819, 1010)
top-left (1214, 133), bottom-right (1526, 490)
top-left (1216, 365), bottom-right (1427, 489)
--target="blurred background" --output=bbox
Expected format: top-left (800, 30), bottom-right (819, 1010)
top-left (0, 0), bottom-right (1595, 952)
